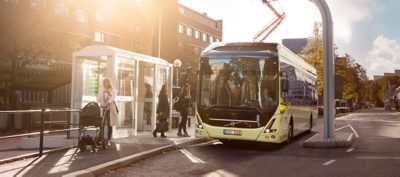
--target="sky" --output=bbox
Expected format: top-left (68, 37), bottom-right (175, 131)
top-left (178, 0), bottom-right (400, 79)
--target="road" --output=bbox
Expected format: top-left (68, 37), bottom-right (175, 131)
top-left (103, 108), bottom-right (400, 177)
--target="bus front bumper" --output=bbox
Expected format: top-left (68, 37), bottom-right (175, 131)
top-left (195, 124), bottom-right (285, 143)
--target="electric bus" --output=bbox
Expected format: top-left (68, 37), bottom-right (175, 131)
top-left (195, 42), bottom-right (318, 143)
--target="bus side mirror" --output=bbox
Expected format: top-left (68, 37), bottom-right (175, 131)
top-left (281, 79), bottom-right (289, 92)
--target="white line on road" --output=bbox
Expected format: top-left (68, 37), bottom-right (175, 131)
top-left (356, 157), bottom-right (400, 160)
top-left (346, 148), bottom-right (354, 152)
top-left (322, 160), bottom-right (336, 166)
top-left (335, 124), bottom-right (350, 131)
top-left (348, 124), bottom-right (360, 138)
top-left (180, 149), bottom-right (205, 164)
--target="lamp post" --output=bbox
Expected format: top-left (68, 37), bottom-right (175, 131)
top-left (173, 59), bottom-right (182, 86)
top-left (158, 12), bottom-right (162, 58)
top-left (310, 0), bottom-right (335, 139)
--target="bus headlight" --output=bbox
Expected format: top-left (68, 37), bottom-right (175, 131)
top-left (264, 118), bottom-right (277, 133)
top-left (196, 114), bottom-right (204, 129)
top-left (264, 128), bottom-right (277, 133)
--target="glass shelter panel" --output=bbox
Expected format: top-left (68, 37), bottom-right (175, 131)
top-left (116, 56), bottom-right (136, 128)
top-left (138, 62), bottom-right (155, 131)
top-left (72, 56), bottom-right (108, 109)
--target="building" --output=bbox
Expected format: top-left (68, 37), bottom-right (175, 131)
top-left (177, 4), bottom-right (223, 69)
top-left (282, 38), bottom-right (308, 57)
top-left (0, 0), bottom-right (223, 130)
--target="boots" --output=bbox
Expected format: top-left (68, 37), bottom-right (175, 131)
top-left (183, 132), bottom-right (190, 137)
top-left (161, 132), bottom-right (167, 138)
top-left (153, 130), bottom-right (157, 137)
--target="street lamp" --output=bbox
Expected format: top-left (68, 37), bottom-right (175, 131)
top-left (310, 0), bottom-right (335, 139)
top-left (173, 59), bottom-right (182, 86)
top-left (158, 11), bottom-right (162, 58)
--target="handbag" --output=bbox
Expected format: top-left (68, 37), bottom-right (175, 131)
top-left (157, 121), bottom-right (169, 132)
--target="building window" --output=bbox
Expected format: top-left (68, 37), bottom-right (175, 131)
top-left (202, 33), bottom-right (208, 42)
top-left (216, 38), bottom-right (221, 42)
top-left (30, 0), bottom-right (45, 8)
top-left (178, 24), bottom-right (184, 33)
top-left (76, 8), bottom-right (87, 23)
top-left (209, 36), bottom-right (214, 43)
top-left (4, 0), bottom-right (20, 4)
top-left (94, 31), bottom-right (104, 43)
top-left (178, 7), bottom-right (185, 15)
top-left (194, 30), bottom-right (200, 39)
top-left (95, 11), bottom-right (104, 22)
top-left (186, 27), bottom-right (192, 36)
top-left (54, 2), bottom-right (68, 18)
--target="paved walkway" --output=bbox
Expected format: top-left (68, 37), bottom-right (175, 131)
top-left (0, 126), bottom-right (202, 177)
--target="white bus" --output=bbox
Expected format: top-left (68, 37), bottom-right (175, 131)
top-left (195, 42), bottom-right (317, 143)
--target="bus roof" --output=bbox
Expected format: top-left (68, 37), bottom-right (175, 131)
top-left (201, 42), bottom-right (279, 58)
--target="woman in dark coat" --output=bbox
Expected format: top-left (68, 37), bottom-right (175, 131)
top-left (153, 84), bottom-right (170, 138)
top-left (177, 84), bottom-right (192, 137)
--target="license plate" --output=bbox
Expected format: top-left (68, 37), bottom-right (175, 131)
top-left (223, 129), bottom-right (242, 135)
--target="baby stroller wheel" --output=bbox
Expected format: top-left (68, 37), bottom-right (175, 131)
top-left (91, 141), bottom-right (98, 152)
top-left (79, 142), bottom-right (86, 151)
top-left (102, 139), bottom-right (109, 150)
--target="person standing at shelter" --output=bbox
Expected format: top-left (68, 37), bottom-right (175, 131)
top-left (98, 77), bottom-right (118, 141)
top-left (177, 84), bottom-right (192, 137)
top-left (153, 84), bottom-right (170, 138)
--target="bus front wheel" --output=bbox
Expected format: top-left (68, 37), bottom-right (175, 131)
top-left (287, 122), bottom-right (293, 144)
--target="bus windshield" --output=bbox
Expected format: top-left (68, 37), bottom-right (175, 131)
top-left (199, 57), bottom-right (279, 110)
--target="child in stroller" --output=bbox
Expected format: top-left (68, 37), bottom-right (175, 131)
top-left (78, 102), bottom-right (110, 152)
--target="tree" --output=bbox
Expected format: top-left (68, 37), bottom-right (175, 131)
top-left (0, 2), bottom-right (87, 109)
top-left (336, 54), bottom-right (368, 104)
top-left (302, 22), bottom-right (323, 95)
top-left (302, 22), bottom-right (369, 107)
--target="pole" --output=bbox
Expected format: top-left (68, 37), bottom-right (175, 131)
top-left (39, 109), bottom-right (45, 156)
top-left (310, 0), bottom-right (335, 138)
top-left (158, 12), bottom-right (162, 58)
top-left (176, 67), bottom-right (179, 86)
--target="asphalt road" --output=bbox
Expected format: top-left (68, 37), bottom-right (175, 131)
top-left (104, 108), bottom-right (400, 177)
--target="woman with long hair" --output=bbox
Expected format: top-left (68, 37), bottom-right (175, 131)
top-left (153, 84), bottom-right (170, 138)
top-left (177, 84), bottom-right (192, 137)
top-left (98, 77), bottom-right (118, 141)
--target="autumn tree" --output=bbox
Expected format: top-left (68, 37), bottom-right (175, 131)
top-left (336, 54), bottom-right (368, 104)
top-left (302, 22), bottom-right (323, 95)
top-left (302, 22), bottom-right (369, 107)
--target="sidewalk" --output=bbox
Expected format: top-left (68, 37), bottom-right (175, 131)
top-left (0, 126), bottom-right (207, 177)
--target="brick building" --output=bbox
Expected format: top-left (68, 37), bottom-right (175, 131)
top-left (0, 0), bottom-right (223, 129)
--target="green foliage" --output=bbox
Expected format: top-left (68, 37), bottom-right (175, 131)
top-left (302, 22), bottom-right (369, 105)
top-left (302, 22), bottom-right (323, 95)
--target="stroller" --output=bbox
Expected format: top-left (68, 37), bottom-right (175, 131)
top-left (78, 102), bottom-right (109, 152)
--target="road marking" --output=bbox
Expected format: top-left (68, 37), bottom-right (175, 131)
top-left (323, 160), bottom-right (336, 166)
top-left (203, 169), bottom-right (239, 177)
top-left (356, 157), bottom-right (400, 160)
top-left (347, 133), bottom-right (353, 141)
top-left (346, 148), bottom-right (354, 152)
top-left (180, 149), bottom-right (205, 164)
top-left (185, 140), bottom-right (219, 148)
top-left (335, 124), bottom-right (350, 131)
top-left (348, 124), bottom-right (359, 138)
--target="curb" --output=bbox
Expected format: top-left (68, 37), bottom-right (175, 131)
top-left (63, 138), bottom-right (208, 177)
top-left (0, 146), bottom-right (76, 165)
top-left (303, 132), bottom-right (354, 148)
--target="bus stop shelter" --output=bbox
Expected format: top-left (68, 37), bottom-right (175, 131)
top-left (71, 45), bottom-right (173, 137)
